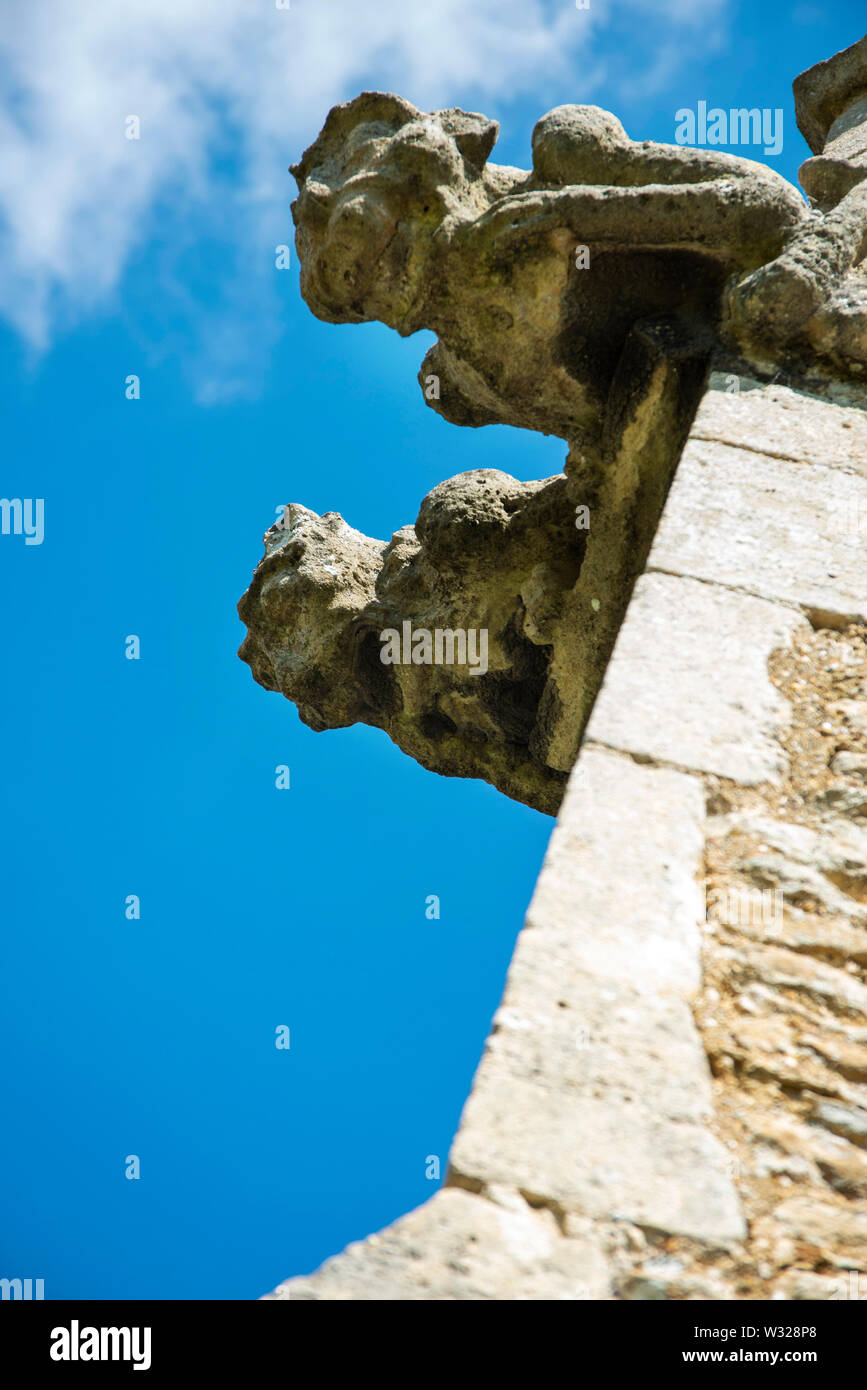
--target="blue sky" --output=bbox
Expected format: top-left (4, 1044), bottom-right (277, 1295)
top-left (1, 0), bottom-right (864, 1300)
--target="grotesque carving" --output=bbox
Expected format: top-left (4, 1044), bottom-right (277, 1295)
top-left (239, 474), bottom-right (580, 816)
top-left (290, 91), bottom-right (805, 446)
top-left (729, 32), bottom-right (867, 370)
top-left (795, 31), bottom-right (867, 207)
top-left (240, 39), bottom-right (867, 812)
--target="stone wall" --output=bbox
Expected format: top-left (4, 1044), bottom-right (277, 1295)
top-left (254, 31), bottom-right (867, 1300)
top-left (265, 372), bottom-right (867, 1300)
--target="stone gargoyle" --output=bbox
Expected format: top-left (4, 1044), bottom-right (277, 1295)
top-left (288, 90), bottom-right (805, 441)
top-left (239, 37), bottom-right (867, 814)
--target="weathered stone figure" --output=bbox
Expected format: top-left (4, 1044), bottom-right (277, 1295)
top-left (240, 34), bottom-right (867, 814)
top-left (730, 32), bottom-right (867, 367)
top-left (290, 90), bottom-right (804, 441)
top-left (251, 33), bottom-right (867, 1304)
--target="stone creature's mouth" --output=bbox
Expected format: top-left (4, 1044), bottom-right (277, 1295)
top-left (309, 194), bottom-right (400, 313)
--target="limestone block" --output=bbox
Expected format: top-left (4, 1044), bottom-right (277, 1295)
top-left (449, 749), bottom-right (745, 1247)
top-left (265, 1187), bottom-right (611, 1301)
top-left (649, 436), bottom-right (867, 622)
top-left (692, 378), bottom-right (867, 475)
top-left (585, 573), bottom-right (805, 784)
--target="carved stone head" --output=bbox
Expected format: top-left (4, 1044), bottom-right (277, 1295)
top-left (290, 92), bottom-right (499, 332)
top-left (290, 91), bottom-right (810, 445)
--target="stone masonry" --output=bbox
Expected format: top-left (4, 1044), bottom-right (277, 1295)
top-left (251, 35), bottom-right (867, 1299)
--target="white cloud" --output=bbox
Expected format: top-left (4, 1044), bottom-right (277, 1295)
top-left (0, 0), bottom-right (731, 390)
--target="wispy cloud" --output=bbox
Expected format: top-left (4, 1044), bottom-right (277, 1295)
top-left (0, 0), bottom-right (731, 393)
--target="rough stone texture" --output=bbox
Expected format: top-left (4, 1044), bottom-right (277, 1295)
top-left (289, 91), bottom-right (803, 446)
top-left (729, 34), bottom-right (867, 369)
top-left (726, 184), bottom-right (867, 372)
top-left (243, 47), bottom-right (867, 806)
top-left (238, 476), bottom-right (580, 816)
top-left (241, 95), bottom-right (814, 804)
top-left (238, 319), bottom-right (713, 807)
top-left (795, 33), bottom-right (867, 155)
top-left (286, 70), bottom-right (867, 405)
top-left (695, 623), bottom-right (867, 1296)
top-left (256, 35), bottom-right (867, 1301)
top-left (265, 1187), bottom-right (611, 1302)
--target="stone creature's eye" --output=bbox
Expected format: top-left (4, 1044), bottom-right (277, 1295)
top-left (303, 181), bottom-right (332, 206)
top-left (341, 140), bottom-right (388, 180)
